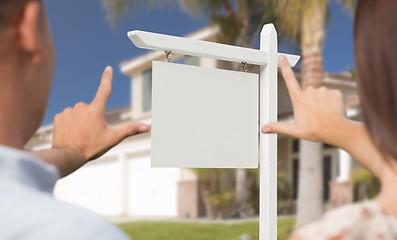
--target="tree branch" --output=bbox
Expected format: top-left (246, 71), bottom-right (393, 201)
top-left (238, 1), bottom-right (248, 30)
top-left (221, 0), bottom-right (235, 18)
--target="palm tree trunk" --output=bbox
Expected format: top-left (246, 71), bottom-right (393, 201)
top-left (199, 176), bottom-right (218, 219)
top-left (296, 0), bottom-right (327, 227)
top-left (235, 168), bottom-right (250, 217)
top-left (296, 140), bottom-right (324, 226)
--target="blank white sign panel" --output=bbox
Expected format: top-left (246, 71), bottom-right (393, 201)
top-left (151, 61), bottom-right (258, 168)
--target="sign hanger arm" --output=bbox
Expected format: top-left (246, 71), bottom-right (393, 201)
top-left (128, 30), bottom-right (299, 67)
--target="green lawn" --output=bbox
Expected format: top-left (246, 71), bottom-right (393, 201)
top-left (118, 217), bottom-right (295, 240)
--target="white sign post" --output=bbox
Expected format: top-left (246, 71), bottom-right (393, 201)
top-left (128, 24), bottom-right (299, 240)
top-left (260, 24), bottom-right (278, 240)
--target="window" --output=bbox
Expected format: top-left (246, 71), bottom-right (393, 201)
top-left (292, 158), bottom-right (299, 200)
top-left (323, 155), bottom-right (332, 201)
top-left (323, 143), bottom-right (335, 149)
top-left (291, 155), bottom-right (333, 202)
top-left (292, 139), bottom-right (299, 153)
top-left (142, 68), bottom-right (152, 112)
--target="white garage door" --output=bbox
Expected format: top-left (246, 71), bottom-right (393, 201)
top-left (54, 158), bottom-right (123, 216)
top-left (127, 156), bottom-right (180, 217)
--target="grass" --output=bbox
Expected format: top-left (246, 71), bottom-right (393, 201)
top-left (118, 217), bottom-right (295, 240)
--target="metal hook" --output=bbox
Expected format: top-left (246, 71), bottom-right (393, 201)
top-left (242, 62), bottom-right (248, 72)
top-left (165, 51), bottom-right (172, 62)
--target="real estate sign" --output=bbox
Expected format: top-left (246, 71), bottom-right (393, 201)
top-left (151, 61), bottom-right (258, 168)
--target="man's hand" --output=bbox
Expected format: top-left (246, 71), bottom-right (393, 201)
top-left (33, 66), bottom-right (149, 177)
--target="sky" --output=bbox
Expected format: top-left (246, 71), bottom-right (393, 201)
top-left (42, 0), bottom-right (354, 125)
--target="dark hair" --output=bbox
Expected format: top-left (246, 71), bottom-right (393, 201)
top-left (354, 0), bottom-right (397, 165)
top-left (0, 0), bottom-right (38, 27)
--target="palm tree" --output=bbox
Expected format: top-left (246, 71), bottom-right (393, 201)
top-left (276, 0), bottom-right (356, 226)
top-left (102, 0), bottom-right (279, 47)
top-left (102, 0), bottom-right (281, 218)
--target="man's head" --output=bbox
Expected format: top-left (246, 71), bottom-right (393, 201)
top-left (0, 0), bottom-right (54, 147)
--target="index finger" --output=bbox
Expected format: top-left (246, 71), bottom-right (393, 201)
top-left (92, 66), bottom-right (113, 109)
top-left (279, 55), bottom-right (302, 98)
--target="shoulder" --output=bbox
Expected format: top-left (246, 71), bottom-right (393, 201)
top-left (0, 182), bottom-right (129, 240)
top-left (292, 202), bottom-right (364, 239)
top-left (45, 201), bottom-right (129, 240)
top-left (293, 201), bottom-right (397, 240)
top-left (45, 206), bottom-right (130, 240)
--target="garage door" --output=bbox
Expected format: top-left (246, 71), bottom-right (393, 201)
top-left (54, 157), bottom-right (123, 216)
top-left (127, 156), bottom-right (180, 217)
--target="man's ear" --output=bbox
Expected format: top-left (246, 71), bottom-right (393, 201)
top-left (18, 1), bottom-right (43, 63)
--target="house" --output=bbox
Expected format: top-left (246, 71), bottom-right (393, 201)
top-left (25, 25), bottom-right (363, 219)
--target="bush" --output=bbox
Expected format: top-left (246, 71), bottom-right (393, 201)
top-left (350, 168), bottom-right (381, 200)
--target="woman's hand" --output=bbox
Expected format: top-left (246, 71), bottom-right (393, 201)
top-left (262, 56), bottom-right (385, 177)
top-left (262, 55), bottom-right (346, 144)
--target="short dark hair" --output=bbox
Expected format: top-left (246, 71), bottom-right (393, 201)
top-left (0, 0), bottom-right (38, 27)
top-left (354, 0), bottom-right (397, 165)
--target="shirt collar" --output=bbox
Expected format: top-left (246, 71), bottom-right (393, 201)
top-left (0, 145), bottom-right (60, 193)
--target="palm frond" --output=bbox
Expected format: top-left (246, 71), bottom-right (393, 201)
top-left (102, 0), bottom-right (174, 27)
top-left (275, 0), bottom-right (309, 43)
top-left (211, 14), bottom-right (239, 43)
top-left (177, 0), bottom-right (225, 20)
top-left (335, 0), bottom-right (357, 16)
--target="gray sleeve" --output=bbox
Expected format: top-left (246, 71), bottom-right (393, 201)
top-left (37, 206), bottom-right (131, 240)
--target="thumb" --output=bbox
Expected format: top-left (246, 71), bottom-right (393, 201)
top-left (262, 122), bottom-right (296, 136)
top-left (113, 122), bottom-right (150, 140)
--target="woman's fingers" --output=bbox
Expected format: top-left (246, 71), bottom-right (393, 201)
top-left (261, 56), bottom-right (302, 138)
top-left (279, 55), bottom-right (302, 100)
top-left (262, 122), bottom-right (297, 137)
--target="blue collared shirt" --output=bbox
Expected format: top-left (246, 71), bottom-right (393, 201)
top-left (0, 145), bottom-right (129, 240)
